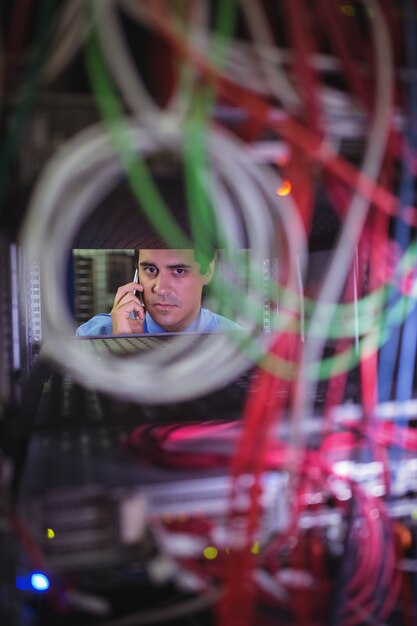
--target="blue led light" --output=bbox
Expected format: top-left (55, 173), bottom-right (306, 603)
top-left (30, 572), bottom-right (50, 592)
top-left (16, 572), bottom-right (51, 592)
top-left (16, 575), bottom-right (31, 591)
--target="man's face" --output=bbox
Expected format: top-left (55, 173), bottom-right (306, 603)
top-left (138, 249), bottom-right (214, 332)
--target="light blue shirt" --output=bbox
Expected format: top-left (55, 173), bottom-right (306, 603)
top-left (76, 308), bottom-right (242, 336)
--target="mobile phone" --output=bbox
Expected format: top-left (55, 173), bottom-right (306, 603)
top-left (133, 269), bottom-right (145, 307)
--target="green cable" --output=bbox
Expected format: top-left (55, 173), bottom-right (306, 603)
top-left (84, 3), bottom-right (190, 250)
top-left (183, 0), bottom-right (237, 271)
top-left (83, 1), bottom-right (417, 384)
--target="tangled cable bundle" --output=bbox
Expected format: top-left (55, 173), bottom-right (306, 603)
top-left (7, 0), bottom-right (417, 624)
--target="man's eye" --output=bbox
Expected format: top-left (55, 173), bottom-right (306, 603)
top-left (173, 268), bottom-right (186, 276)
top-left (144, 266), bottom-right (157, 275)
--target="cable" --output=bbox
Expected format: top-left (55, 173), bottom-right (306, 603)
top-left (19, 109), bottom-right (306, 402)
top-left (41, 0), bottom-right (86, 84)
top-left (238, 0), bottom-right (301, 113)
top-left (291, 0), bottom-right (394, 447)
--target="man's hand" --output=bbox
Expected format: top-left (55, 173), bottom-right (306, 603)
top-left (111, 282), bottom-right (145, 334)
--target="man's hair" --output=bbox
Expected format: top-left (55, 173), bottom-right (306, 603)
top-left (134, 247), bottom-right (215, 275)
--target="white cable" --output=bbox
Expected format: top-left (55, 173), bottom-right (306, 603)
top-left (239, 0), bottom-right (301, 112)
top-left (42, 0), bottom-right (86, 83)
top-left (95, 0), bottom-right (161, 121)
top-left (295, 255), bottom-right (305, 343)
top-left (206, 129), bottom-right (307, 342)
top-left (109, 0), bottom-right (364, 149)
top-left (96, 0), bottom-right (212, 124)
top-left (353, 245), bottom-right (360, 354)
top-left (292, 0), bottom-right (394, 433)
top-left (20, 118), bottom-right (303, 403)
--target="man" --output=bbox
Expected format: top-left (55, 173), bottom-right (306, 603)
top-left (76, 248), bottom-right (242, 336)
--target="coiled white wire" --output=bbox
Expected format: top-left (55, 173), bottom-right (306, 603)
top-left (20, 118), bottom-right (306, 403)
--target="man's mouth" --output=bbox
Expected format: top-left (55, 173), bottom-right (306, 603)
top-left (153, 302), bottom-right (178, 310)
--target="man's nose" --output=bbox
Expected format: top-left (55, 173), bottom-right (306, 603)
top-left (152, 272), bottom-right (171, 294)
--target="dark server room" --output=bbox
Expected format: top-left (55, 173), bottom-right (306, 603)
top-left (1, 1), bottom-right (417, 625)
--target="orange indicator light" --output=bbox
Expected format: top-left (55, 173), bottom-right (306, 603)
top-left (276, 180), bottom-right (292, 196)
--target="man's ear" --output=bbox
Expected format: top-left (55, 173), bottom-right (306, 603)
top-left (202, 259), bottom-right (215, 285)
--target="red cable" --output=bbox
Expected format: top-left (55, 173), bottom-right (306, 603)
top-left (139, 0), bottom-right (414, 227)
